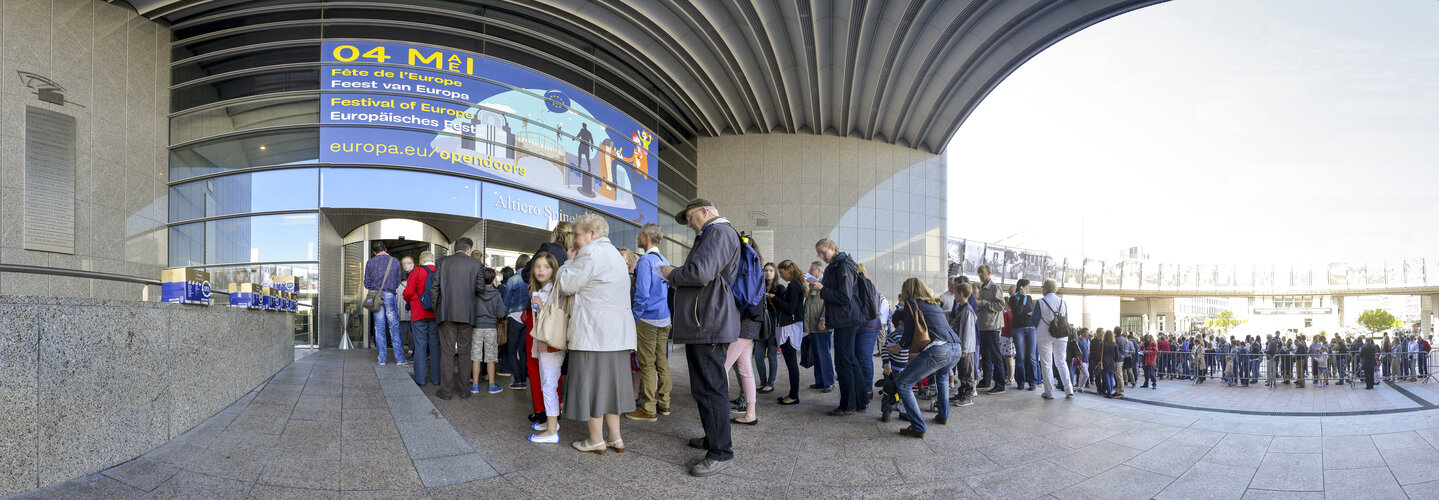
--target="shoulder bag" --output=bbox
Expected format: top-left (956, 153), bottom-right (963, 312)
top-left (907, 300), bottom-right (932, 354)
top-left (362, 258), bottom-right (394, 312)
top-left (532, 293), bottom-right (571, 350)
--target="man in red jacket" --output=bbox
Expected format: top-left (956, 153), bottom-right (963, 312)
top-left (403, 251), bottom-right (440, 386)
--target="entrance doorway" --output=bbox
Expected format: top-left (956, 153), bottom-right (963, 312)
top-left (341, 219), bottom-right (449, 349)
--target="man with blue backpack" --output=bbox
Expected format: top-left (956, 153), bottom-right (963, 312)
top-left (660, 198), bottom-right (762, 478)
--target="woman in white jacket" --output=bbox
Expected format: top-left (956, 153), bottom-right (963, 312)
top-left (1032, 279), bottom-right (1075, 399)
top-left (556, 214), bottom-right (638, 455)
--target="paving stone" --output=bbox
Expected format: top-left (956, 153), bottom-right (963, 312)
top-left (977, 435), bottom-right (1073, 467)
top-left (182, 439), bottom-right (276, 482)
top-left (413, 453), bottom-right (498, 488)
top-left (1269, 436), bottom-right (1323, 454)
top-left (1125, 439), bottom-right (1213, 477)
top-left (1053, 440), bottom-right (1144, 477)
top-left (1323, 467), bottom-right (1406, 500)
top-left (1401, 479), bottom-right (1439, 500)
top-left (252, 384), bottom-right (304, 406)
top-left (100, 457), bottom-right (178, 492)
top-left (1242, 488), bottom-right (1324, 500)
top-left (963, 459), bottom-right (1085, 499)
top-left (147, 470), bottom-right (254, 499)
top-left (1320, 435), bottom-right (1385, 470)
top-left (1379, 443), bottom-right (1439, 485)
top-left (424, 475), bottom-right (514, 500)
top-left (791, 456), bottom-right (901, 487)
top-left (1202, 434), bottom-right (1273, 468)
top-left (257, 458), bottom-right (340, 490)
top-left (15, 473), bottom-right (146, 500)
top-left (275, 420), bottom-right (342, 459)
top-left (142, 441), bottom-right (208, 466)
top-left (1250, 453), bottom-right (1324, 492)
top-left (387, 394), bottom-right (443, 424)
top-left (341, 408), bottom-right (400, 442)
top-left (1055, 464), bottom-right (1174, 500)
top-left (246, 484), bottom-right (340, 499)
top-left (1155, 460), bottom-right (1256, 500)
top-left (291, 396), bottom-right (342, 422)
top-left (395, 417), bottom-right (474, 460)
top-left (1105, 424), bottom-right (1184, 451)
top-left (1369, 430), bottom-right (1427, 452)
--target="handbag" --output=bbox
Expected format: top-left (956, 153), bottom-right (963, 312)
top-left (532, 293), bottom-right (571, 350)
top-left (496, 316), bottom-right (508, 346)
top-left (362, 258), bottom-right (394, 312)
top-left (800, 335), bottom-right (814, 368)
top-left (907, 300), bottom-right (932, 354)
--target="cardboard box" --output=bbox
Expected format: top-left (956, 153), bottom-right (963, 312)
top-left (228, 283), bottom-right (263, 309)
top-left (262, 287), bottom-right (278, 311)
top-left (273, 276), bottom-right (297, 293)
top-left (161, 268), bottom-right (212, 306)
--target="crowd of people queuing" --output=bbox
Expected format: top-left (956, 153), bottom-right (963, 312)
top-left (362, 198), bottom-right (1437, 477)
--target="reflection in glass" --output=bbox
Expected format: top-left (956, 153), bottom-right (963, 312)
top-left (206, 214), bottom-right (318, 265)
top-left (171, 68), bottom-right (321, 113)
top-left (170, 169), bottom-right (319, 222)
top-left (200, 262), bottom-right (318, 346)
top-left (169, 223), bottom-right (205, 267)
top-left (170, 95), bottom-right (320, 144)
top-left (320, 168), bottom-right (479, 217)
top-left (170, 128), bottom-right (320, 181)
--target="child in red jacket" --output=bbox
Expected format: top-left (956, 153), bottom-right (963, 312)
top-left (1141, 336), bottom-right (1158, 389)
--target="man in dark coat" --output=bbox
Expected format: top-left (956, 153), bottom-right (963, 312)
top-left (1360, 337), bottom-right (1378, 390)
top-left (661, 198), bottom-right (740, 478)
top-left (429, 237), bottom-right (487, 400)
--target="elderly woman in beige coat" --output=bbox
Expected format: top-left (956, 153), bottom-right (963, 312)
top-left (556, 213), bottom-right (638, 455)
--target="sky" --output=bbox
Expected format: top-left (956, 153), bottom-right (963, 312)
top-left (946, 0), bottom-right (1439, 266)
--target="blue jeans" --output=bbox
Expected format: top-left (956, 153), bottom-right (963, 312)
top-left (1013, 326), bottom-right (1038, 386)
top-left (411, 319), bottom-right (440, 384)
top-left (896, 343), bottom-right (960, 433)
top-left (505, 317), bottom-right (527, 384)
top-left (833, 326), bottom-right (863, 411)
top-left (374, 291), bottom-right (405, 364)
top-left (753, 342), bottom-right (778, 387)
top-left (856, 329), bottom-right (879, 404)
top-left (810, 331), bottom-right (835, 388)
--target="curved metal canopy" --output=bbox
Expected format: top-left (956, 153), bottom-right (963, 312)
top-left (126, 0), bottom-right (1163, 153)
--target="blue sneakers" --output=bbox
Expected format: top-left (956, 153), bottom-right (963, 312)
top-left (488, 383), bottom-right (503, 394)
top-left (470, 384), bottom-right (479, 394)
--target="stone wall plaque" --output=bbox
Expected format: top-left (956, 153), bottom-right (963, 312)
top-left (23, 105), bottom-right (76, 254)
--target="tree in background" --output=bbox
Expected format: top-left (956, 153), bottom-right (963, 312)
top-left (1357, 308), bottom-right (1402, 332)
top-left (1205, 310), bottom-right (1246, 333)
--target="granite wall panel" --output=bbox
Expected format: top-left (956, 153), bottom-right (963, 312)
top-left (0, 296), bottom-right (292, 495)
top-left (0, 0), bottom-right (169, 299)
top-left (696, 134), bottom-right (948, 300)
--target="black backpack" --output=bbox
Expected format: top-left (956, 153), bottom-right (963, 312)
top-left (1041, 298), bottom-right (1072, 338)
top-left (855, 272), bottom-right (880, 321)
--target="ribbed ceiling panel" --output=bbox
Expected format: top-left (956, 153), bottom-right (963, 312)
top-left (128, 0), bottom-right (1165, 153)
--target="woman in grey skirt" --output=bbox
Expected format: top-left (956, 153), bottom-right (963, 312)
top-left (556, 213), bottom-right (637, 455)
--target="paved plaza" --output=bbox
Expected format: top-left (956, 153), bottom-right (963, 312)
top-left (13, 349), bottom-right (1439, 499)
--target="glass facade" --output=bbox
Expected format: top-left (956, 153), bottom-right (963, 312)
top-left (167, 2), bottom-right (702, 347)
